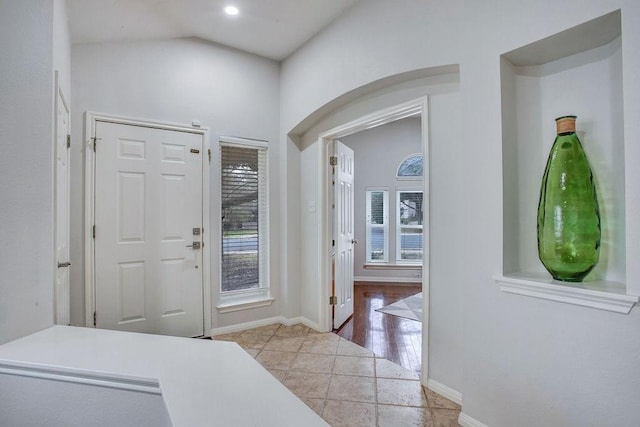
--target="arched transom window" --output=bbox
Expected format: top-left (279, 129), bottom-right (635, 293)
top-left (396, 153), bottom-right (423, 179)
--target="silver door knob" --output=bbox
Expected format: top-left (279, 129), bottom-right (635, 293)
top-left (57, 261), bottom-right (71, 268)
top-left (186, 242), bottom-right (201, 249)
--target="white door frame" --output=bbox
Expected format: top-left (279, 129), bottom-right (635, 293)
top-left (54, 71), bottom-right (71, 325)
top-left (316, 97), bottom-right (430, 382)
top-left (84, 112), bottom-right (212, 334)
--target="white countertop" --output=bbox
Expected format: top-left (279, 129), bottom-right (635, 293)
top-left (0, 326), bottom-right (327, 426)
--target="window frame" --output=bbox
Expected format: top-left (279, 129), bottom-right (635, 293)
top-left (365, 188), bottom-right (389, 263)
top-left (218, 136), bottom-right (270, 309)
top-left (396, 189), bottom-right (424, 264)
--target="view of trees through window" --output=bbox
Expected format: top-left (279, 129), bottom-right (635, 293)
top-left (397, 154), bottom-right (423, 177)
top-left (398, 191), bottom-right (423, 262)
top-left (221, 145), bottom-right (262, 292)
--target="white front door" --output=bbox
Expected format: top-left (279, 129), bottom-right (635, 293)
top-left (94, 121), bottom-right (204, 337)
top-left (333, 140), bottom-right (355, 329)
top-left (54, 80), bottom-right (70, 325)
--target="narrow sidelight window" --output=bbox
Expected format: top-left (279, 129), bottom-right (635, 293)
top-left (396, 191), bottom-right (423, 263)
top-left (366, 189), bottom-right (389, 263)
top-left (220, 140), bottom-right (269, 294)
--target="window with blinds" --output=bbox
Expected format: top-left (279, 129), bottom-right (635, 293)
top-left (396, 191), bottom-right (423, 263)
top-left (366, 189), bottom-right (388, 262)
top-left (220, 141), bottom-right (268, 294)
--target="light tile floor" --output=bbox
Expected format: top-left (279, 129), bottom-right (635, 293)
top-left (213, 323), bottom-right (461, 426)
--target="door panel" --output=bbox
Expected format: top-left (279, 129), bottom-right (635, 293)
top-left (333, 140), bottom-right (355, 329)
top-left (118, 261), bottom-right (145, 323)
top-left (95, 122), bottom-right (204, 337)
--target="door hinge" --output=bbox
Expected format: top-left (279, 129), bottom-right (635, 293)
top-left (93, 311), bottom-right (97, 327)
top-left (330, 156), bottom-right (338, 166)
top-left (91, 137), bottom-right (97, 151)
top-left (92, 225), bottom-right (96, 239)
top-left (66, 134), bottom-right (71, 149)
top-left (330, 296), bottom-right (338, 305)
top-left (208, 148), bottom-right (211, 163)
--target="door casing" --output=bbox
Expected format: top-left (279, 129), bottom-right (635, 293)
top-left (84, 112), bottom-right (212, 335)
top-left (54, 71), bottom-right (71, 325)
top-left (317, 97), bottom-right (430, 383)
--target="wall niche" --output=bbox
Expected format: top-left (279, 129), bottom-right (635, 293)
top-left (496, 10), bottom-right (638, 313)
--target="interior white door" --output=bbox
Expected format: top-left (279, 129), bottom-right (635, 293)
top-left (333, 140), bottom-right (355, 329)
top-left (94, 121), bottom-right (204, 337)
top-left (54, 81), bottom-right (71, 325)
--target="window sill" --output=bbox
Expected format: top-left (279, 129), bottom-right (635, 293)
top-left (217, 296), bottom-right (274, 314)
top-left (495, 273), bottom-right (638, 314)
top-left (364, 263), bottom-right (422, 270)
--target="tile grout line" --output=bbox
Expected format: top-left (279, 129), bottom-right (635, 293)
top-left (373, 347), bottom-right (380, 427)
top-left (326, 331), bottom-right (339, 417)
top-left (217, 324), bottom-right (459, 425)
top-left (319, 332), bottom-right (340, 420)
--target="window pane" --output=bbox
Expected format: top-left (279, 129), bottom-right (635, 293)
top-left (370, 191), bottom-right (384, 224)
top-left (397, 191), bottom-right (423, 262)
top-left (370, 227), bottom-right (385, 260)
top-left (399, 192), bottom-right (423, 225)
top-left (397, 154), bottom-right (423, 177)
top-left (399, 227), bottom-right (423, 261)
top-left (221, 145), bottom-right (261, 292)
top-left (366, 189), bottom-right (388, 263)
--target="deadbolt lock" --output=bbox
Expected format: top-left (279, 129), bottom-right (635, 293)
top-left (193, 227), bottom-right (201, 236)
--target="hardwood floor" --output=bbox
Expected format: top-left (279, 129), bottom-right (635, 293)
top-left (336, 282), bottom-right (422, 374)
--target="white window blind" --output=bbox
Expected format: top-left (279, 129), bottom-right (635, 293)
top-left (220, 141), bottom-right (269, 294)
top-left (366, 189), bottom-right (388, 262)
top-left (396, 191), bottom-right (423, 263)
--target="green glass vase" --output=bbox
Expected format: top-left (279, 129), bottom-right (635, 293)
top-left (537, 116), bottom-right (601, 282)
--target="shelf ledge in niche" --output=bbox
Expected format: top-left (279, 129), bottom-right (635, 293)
top-left (494, 274), bottom-right (638, 314)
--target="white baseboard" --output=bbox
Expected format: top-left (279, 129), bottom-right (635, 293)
top-left (458, 412), bottom-right (489, 427)
top-left (282, 316), bottom-right (322, 331)
top-left (354, 276), bottom-right (422, 284)
top-left (210, 316), bottom-right (321, 336)
top-left (426, 379), bottom-right (462, 405)
top-left (210, 316), bottom-right (283, 336)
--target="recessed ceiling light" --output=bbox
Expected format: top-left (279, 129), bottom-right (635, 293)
top-left (224, 5), bottom-right (239, 16)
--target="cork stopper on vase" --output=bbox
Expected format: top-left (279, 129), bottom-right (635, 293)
top-left (555, 115), bottom-right (577, 135)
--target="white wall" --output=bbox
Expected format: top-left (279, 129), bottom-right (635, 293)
top-left (283, 1), bottom-right (640, 425)
top-left (427, 91), bottom-right (465, 395)
top-left (340, 117), bottom-right (423, 281)
top-left (53, 0), bottom-right (71, 99)
top-left (0, 1), bottom-right (56, 344)
top-left (281, 136), bottom-right (302, 319)
top-left (70, 38), bottom-right (282, 329)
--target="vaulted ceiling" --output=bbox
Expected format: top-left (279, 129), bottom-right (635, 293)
top-left (67, 0), bottom-right (360, 60)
